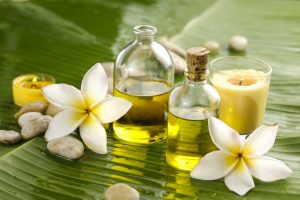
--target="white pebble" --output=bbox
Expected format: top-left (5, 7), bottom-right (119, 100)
top-left (158, 37), bottom-right (186, 59)
top-left (18, 112), bottom-right (42, 127)
top-left (21, 115), bottom-right (52, 140)
top-left (47, 136), bottom-right (84, 160)
top-left (45, 104), bottom-right (63, 117)
top-left (169, 51), bottom-right (187, 74)
top-left (99, 62), bottom-right (114, 95)
top-left (14, 101), bottom-right (47, 119)
top-left (0, 130), bottom-right (22, 144)
top-left (107, 77), bottom-right (113, 95)
top-left (105, 183), bottom-right (140, 200)
top-left (202, 41), bottom-right (220, 54)
top-left (229, 35), bottom-right (248, 51)
top-left (101, 62), bottom-right (114, 78)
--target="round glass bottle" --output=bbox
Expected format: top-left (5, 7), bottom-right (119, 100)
top-left (166, 47), bottom-right (219, 171)
top-left (113, 25), bottom-right (174, 144)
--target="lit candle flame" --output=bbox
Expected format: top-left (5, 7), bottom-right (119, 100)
top-left (32, 77), bottom-right (38, 83)
top-left (31, 76), bottom-right (38, 88)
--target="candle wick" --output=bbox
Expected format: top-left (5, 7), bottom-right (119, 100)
top-left (31, 84), bottom-right (38, 89)
top-left (239, 78), bottom-right (243, 86)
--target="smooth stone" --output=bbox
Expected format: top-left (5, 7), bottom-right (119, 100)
top-left (202, 41), bottom-right (220, 54)
top-left (102, 62), bottom-right (114, 78)
top-left (229, 35), bottom-right (248, 51)
top-left (47, 136), bottom-right (84, 160)
top-left (105, 183), bottom-right (140, 200)
top-left (21, 115), bottom-right (52, 140)
top-left (169, 51), bottom-right (187, 74)
top-left (107, 77), bottom-right (113, 95)
top-left (45, 104), bottom-right (63, 117)
top-left (18, 112), bottom-right (42, 127)
top-left (100, 62), bottom-right (114, 95)
top-left (0, 130), bottom-right (22, 144)
top-left (14, 101), bottom-right (47, 119)
top-left (158, 37), bottom-right (186, 59)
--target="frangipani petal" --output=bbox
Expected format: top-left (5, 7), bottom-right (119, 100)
top-left (80, 114), bottom-right (107, 154)
top-left (225, 158), bottom-right (255, 196)
top-left (45, 110), bottom-right (87, 141)
top-left (81, 63), bottom-right (108, 108)
top-left (191, 151), bottom-right (238, 180)
top-left (246, 156), bottom-right (292, 182)
top-left (208, 117), bottom-right (244, 155)
top-left (243, 124), bottom-right (278, 155)
top-left (92, 97), bottom-right (132, 124)
top-left (42, 84), bottom-right (85, 111)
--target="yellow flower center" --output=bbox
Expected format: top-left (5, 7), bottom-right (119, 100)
top-left (237, 153), bottom-right (243, 159)
top-left (85, 108), bottom-right (91, 114)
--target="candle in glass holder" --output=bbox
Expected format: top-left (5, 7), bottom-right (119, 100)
top-left (12, 73), bottom-right (55, 106)
top-left (209, 57), bottom-right (272, 134)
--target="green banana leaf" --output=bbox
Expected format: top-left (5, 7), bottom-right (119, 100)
top-left (0, 0), bottom-right (299, 199)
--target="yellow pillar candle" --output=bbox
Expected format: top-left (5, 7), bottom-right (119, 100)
top-left (12, 73), bottom-right (55, 106)
top-left (209, 57), bottom-right (272, 134)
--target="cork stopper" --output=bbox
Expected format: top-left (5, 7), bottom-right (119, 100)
top-left (186, 47), bottom-right (210, 81)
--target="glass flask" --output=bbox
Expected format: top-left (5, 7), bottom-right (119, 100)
top-left (113, 25), bottom-right (174, 144)
top-left (166, 47), bottom-right (220, 171)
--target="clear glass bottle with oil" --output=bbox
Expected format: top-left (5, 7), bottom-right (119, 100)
top-left (166, 47), bottom-right (220, 171)
top-left (113, 25), bottom-right (174, 144)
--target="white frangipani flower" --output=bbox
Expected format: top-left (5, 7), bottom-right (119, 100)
top-left (42, 63), bottom-right (132, 154)
top-left (191, 117), bottom-right (292, 196)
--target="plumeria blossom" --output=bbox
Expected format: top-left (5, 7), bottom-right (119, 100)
top-left (42, 63), bottom-right (132, 154)
top-left (191, 117), bottom-right (292, 196)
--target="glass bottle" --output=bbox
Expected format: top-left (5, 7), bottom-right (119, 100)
top-left (113, 25), bottom-right (174, 144)
top-left (166, 47), bottom-right (220, 171)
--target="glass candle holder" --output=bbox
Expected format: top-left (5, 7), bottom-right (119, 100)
top-left (12, 73), bottom-right (55, 106)
top-left (209, 57), bottom-right (272, 134)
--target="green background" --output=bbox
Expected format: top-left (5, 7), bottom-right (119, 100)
top-left (0, 0), bottom-right (299, 199)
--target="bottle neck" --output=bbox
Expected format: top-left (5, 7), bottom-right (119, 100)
top-left (184, 78), bottom-right (207, 85)
top-left (135, 35), bottom-right (155, 44)
top-left (184, 70), bottom-right (208, 82)
top-left (133, 25), bottom-right (157, 44)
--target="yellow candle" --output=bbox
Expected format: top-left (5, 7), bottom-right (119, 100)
top-left (209, 57), bottom-right (272, 134)
top-left (12, 73), bottom-right (55, 106)
top-left (212, 70), bottom-right (269, 133)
